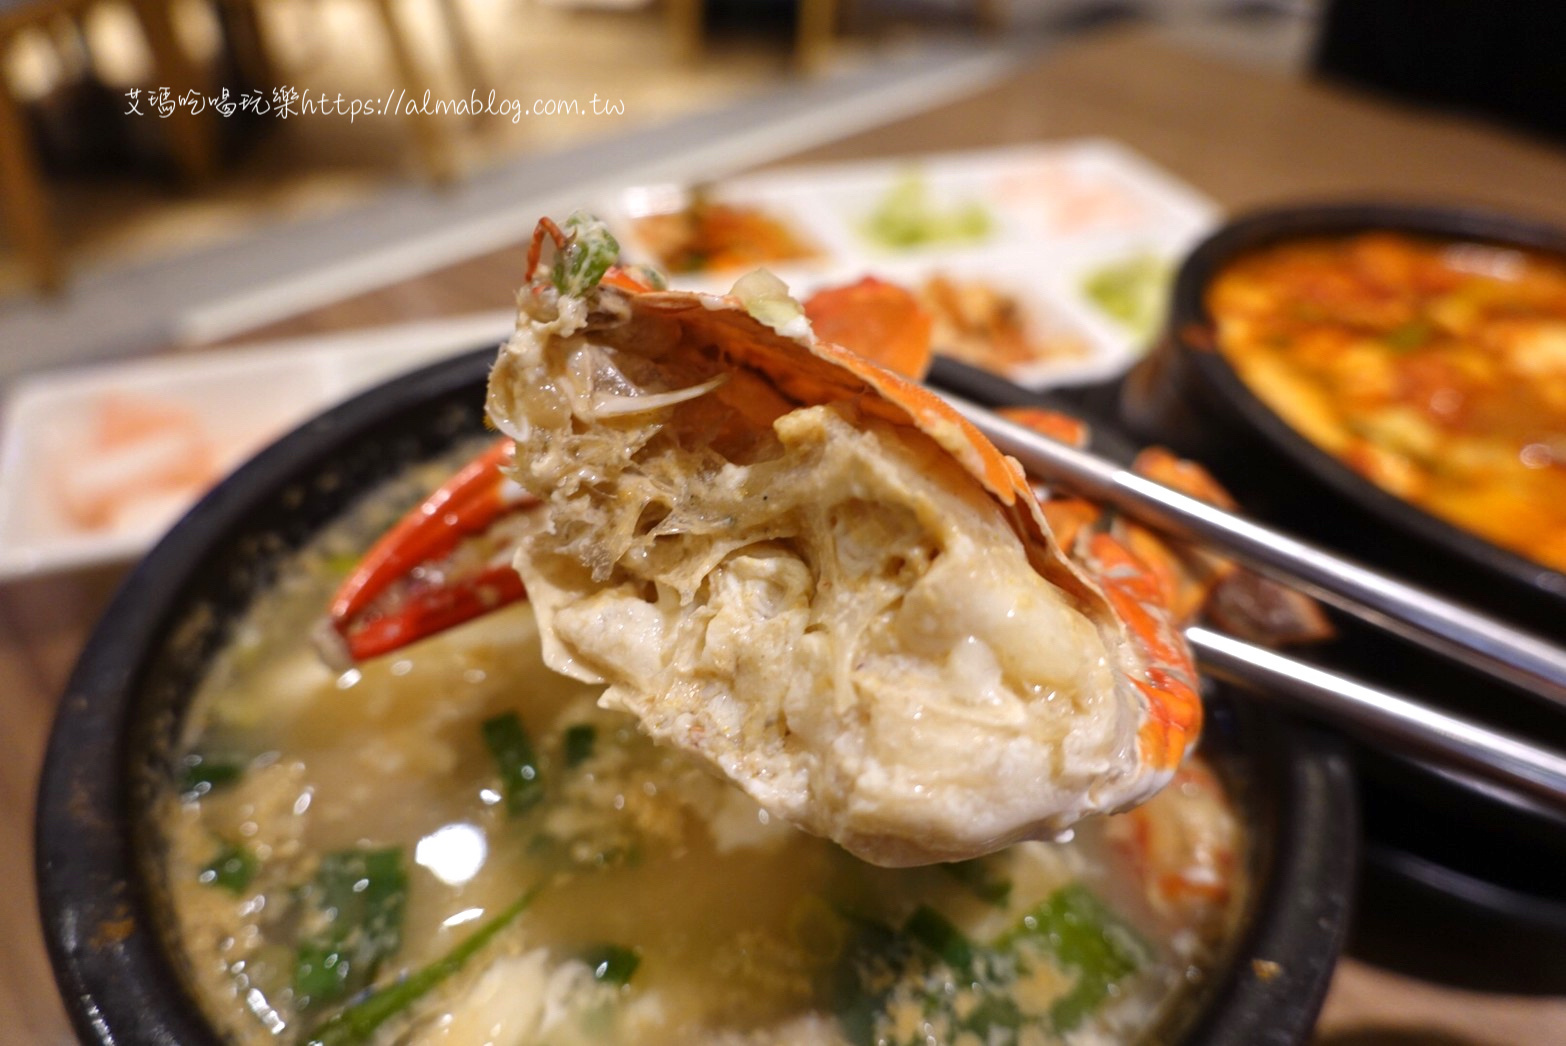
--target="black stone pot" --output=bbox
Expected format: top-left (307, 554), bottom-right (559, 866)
top-left (1122, 201), bottom-right (1566, 627)
top-left (1116, 203), bottom-right (1566, 990)
top-left (38, 348), bottom-right (1357, 1044)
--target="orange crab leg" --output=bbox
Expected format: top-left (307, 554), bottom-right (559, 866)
top-left (329, 437), bottom-right (537, 654)
top-left (526, 212), bottom-right (657, 295)
top-left (1084, 532), bottom-right (1203, 770)
top-left (525, 217), bottom-right (570, 282)
top-left (330, 437), bottom-right (523, 626)
top-left (340, 564), bottom-right (528, 662)
top-left (601, 267), bottom-right (658, 294)
top-left (996, 406), bottom-right (1090, 449)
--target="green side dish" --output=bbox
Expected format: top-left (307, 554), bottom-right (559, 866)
top-left (862, 172), bottom-right (993, 251)
top-left (1081, 252), bottom-right (1170, 341)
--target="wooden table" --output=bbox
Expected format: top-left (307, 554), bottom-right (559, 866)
top-left (7, 24), bottom-right (1566, 1044)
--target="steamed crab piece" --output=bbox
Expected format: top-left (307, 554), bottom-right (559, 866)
top-left (482, 218), bottom-right (1202, 866)
top-left (324, 269), bottom-right (935, 662)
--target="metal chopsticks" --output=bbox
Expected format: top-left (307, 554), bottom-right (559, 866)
top-left (1187, 627), bottom-right (1566, 810)
top-left (952, 396), bottom-right (1566, 713)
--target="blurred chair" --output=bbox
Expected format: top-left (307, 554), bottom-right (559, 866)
top-left (197, 0), bottom-right (489, 182)
top-left (675, 0), bottom-right (1003, 72)
top-left (0, 0), bottom-right (490, 295)
top-left (1315, 0), bottom-right (1566, 146)
top-left (0, 1), bottom-right (65, 293)
top-left (1, 0), bottom-right (219, 294)
top-left (364, 0), bottom-right (492, 182)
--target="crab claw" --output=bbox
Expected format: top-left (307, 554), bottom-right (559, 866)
top-left (327, 436), bottom-right (537, 662)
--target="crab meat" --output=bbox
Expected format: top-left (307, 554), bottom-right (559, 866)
top-left (484, 257), bottom-right (1198, 866)
top-left (324, 215), bottom-right (1271, 867)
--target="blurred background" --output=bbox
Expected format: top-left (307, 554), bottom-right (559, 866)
top-left (5, 1), bottom-right (1566, 1042)
top-left (5, 0), bottom-right (1566, 375)
top-left (0, 0), bottom-right (1329, 373)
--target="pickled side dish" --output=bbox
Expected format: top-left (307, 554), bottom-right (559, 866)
top-left (162, 456), bottom-right (1245, 1046)
top-left (1208, 232), bottom-right (1566, 571)
top-left (860, 173), bottom-right (993, 252)
top-left (630, 199), bottom-right (820, 274)
top-left (917, 274), bottom-right (1091, 377)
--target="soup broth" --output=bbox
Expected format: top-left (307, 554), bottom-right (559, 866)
top-left (1209, 232), bottom-right (1566, 571)
top-left (163, 454), bottom-right (1245, 1046)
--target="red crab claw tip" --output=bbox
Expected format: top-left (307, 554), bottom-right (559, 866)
top-left (328, 437), bottom-right (537, 658)
top-left (341, 565), bottom-right (528, 662)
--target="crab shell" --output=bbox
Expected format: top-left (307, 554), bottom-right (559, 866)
top-left (623, 289), bottom-right (1202, 769)
top-left (488, 281), bottom-right (1201, 864)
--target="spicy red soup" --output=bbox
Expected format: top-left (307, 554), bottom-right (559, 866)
top-left (1210, 232), bottom-right (1566, 571)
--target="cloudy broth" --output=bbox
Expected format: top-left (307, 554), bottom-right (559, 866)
top-left (163, 456), bottom-right (1245, 1046)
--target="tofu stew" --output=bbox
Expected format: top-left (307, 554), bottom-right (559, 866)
top-left (162, 449), bottom-right (1246, 1046)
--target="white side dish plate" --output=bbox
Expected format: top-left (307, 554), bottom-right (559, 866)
top-left (600, 139), bottom-right (1218, 387)
top-left (0, 312), bottom-right (513, 581)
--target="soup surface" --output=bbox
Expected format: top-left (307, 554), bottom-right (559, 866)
top-left (163, 453), bottom-right (1245, 1046)
top-left (1209, 232), bottom-right (1566, 571)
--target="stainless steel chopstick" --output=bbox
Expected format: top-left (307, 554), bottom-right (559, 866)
top-left (1187, 627), bottom-right (1566, 811)
top-left (951, 396), bottom-right (1566, 711)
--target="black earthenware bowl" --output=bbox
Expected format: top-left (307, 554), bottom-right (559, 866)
top-left (1118, 203), bottom-right (1566, 986)
top-left (38, 348), bottom-right (1357, 1045)
top-left (1121, 202), bottom-right (1566, 627)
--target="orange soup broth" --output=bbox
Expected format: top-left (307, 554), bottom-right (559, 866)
top-left (1209, 232), bottom-right (1566, 571)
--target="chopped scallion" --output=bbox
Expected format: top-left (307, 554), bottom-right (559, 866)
top-left (292, 848), bottom-right (408, 1010)
top-left (178, 754), bottom-right (245, 798)
top-left (562, 724), bottom-right (596, 767)
top-left (1000, 883), bottom-right (1149, 1032)
top-left (579, 944), bottom-right (639, 985)
top-left (306, 886), bottom-right (540, 1046)
top-left (551, 213), bottom-right (619, 297)
top-left (941, 858), bottom-right (1013, 906)
top-left (482, 712), bottom-right (543, 816)
top-left (198, 841), bottom-right (258, 894)
top-left (902, 905), bottom-right (973, 972)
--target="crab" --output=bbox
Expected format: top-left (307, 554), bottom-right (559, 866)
top-left (326, 214), bottom-right (1326, 867)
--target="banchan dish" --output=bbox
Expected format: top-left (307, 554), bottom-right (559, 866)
top-left (1123, 203), bottom-right (1566, 628)
top-left (38, 348), bottom-right (1355, 1045)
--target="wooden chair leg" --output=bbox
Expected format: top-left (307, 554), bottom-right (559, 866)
top-left (130, 0), bottom-right (218, 186)
top-left (51, 14), bottom-right (93, 79)
top-left (220, 0), bottom-right (279, 91)
top-left (370, 0), bottom-right (456, 182)
top-left (666, 0), bottom-right (702, 63)
top-left (0, 69), bottom-right (64, 294)
top-left (797, 0), bottom-right (836, 73)
top-left (433, 0), bottom-right (488, 99)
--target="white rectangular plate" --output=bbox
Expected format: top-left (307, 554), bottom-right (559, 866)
top-left (0, 311), bottom-right (513, 581)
